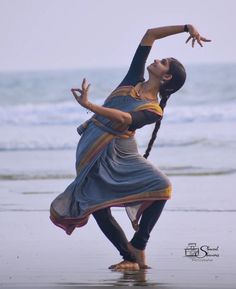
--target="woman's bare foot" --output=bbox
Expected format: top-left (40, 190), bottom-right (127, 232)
top-left (108, 260), bottom-right (140, 270)
top-left (127, 242), bottom-right (151, 269)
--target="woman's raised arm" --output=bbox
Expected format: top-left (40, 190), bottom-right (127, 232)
top-left (140, 24), bottom-right (211, 47)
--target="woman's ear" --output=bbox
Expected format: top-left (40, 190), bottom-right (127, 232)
top-left (163, 73), bottom-right (172, 81)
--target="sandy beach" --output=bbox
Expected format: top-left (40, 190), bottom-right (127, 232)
top-left (1, 174), bottom-right (235, 289)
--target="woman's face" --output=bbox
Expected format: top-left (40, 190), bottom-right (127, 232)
top-left (147, 58), bottom-right (171, 79)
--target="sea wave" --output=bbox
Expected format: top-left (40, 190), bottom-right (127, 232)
top-left (0, 142), bottom-right (75, 151)
top-left (0, 102), bottom-right (88, 125)
top-left (0, 166), bottom-right (235, 180)
top-left (0, 101), bottom-right (236, 125)
top-left (0, 136), bottom-right (233, 151)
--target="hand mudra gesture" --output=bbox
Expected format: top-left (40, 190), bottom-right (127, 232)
top-left (71, 78), bottom-right (91, 108)
top-left (185, 24), bottom-right (211, 48)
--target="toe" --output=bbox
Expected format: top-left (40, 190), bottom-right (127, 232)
top-left (109, 260), bottom-right (140, 271)
top-left (117, 262), bottom-right (140, 270)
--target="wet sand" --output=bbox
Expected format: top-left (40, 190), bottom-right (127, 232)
top-left (0, 176), bottom-right (236, 288)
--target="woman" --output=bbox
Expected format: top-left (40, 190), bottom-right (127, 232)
top-left (50, 24), bottom-right (211, 270)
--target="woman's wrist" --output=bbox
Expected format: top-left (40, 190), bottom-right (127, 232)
top-left (184, 24), bottom-right (189, 32)
top-left (82, 101), bottom-right (91, 108)
top-left (84, 101), bottom-right (94, 113)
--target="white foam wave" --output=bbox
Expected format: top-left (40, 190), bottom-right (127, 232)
top-left (0, 135), bottom-right (234, 151)
top-left (165, 104), bottom-right (236, 123)
top-left (0, 102), bottom-right (236, 126)
top-left (0, 101), bottom-right (89, 125)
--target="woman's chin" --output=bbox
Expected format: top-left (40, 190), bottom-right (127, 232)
top-left (147, 67), bottom-right (160, 79)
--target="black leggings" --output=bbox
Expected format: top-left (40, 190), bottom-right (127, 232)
top-left (92, 200), bottom-right (167, 262)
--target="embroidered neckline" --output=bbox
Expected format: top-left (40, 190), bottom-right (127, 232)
top-left (110, 85), bottom-right (159, 103)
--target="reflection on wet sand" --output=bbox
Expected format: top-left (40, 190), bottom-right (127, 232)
top-left (109, 269), bottom-right (149, 286)
top-left (107, 268), bottom-right (176, 287)
top-left (55, 269), bottom-right (171, 288)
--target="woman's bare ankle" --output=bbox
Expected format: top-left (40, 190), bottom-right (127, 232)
top-left (128, 242), bottom-right (145, 254)
top-left (127, 242), bottom-right (151, 269)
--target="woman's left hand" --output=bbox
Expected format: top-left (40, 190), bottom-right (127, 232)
top-left (71, 78), bottom-right (91, 108)
top-left (185, 24), bottom-right (211, 47)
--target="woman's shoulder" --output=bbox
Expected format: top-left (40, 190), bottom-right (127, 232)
top-left (106, 85), bottom-right (139, 102)
top-left (134, 101), bottom-right (163, 117)
top-left (128, 108), bottom-right (162, 131)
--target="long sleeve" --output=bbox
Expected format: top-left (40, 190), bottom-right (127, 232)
top-left (118, 45), bottom-right (151, 87)
top-left (128, 110), bottom-right (161, 131)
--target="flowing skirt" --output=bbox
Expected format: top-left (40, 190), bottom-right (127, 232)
top-left (50, 135), bottom-right (172, 235)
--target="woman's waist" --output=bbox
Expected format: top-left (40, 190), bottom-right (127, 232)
top-left (91, 117), bottom-right (135, 139)
top-left (114, 135), bottom-right (139, 153)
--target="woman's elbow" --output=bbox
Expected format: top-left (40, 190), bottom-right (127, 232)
top-left (145, 29), bottom-right (152, 36)
top-left (115, 113), bottom-right (132, 127)
top-left (141, 29), bottom-right (155, 46)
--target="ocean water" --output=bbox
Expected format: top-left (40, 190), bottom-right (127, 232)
top-left (0, 64), bottom-right (236, 180)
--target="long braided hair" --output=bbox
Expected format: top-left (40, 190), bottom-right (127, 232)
top-left (143, 58), bottom-right (187, 159)
top-left (143, 94), bottom-right (170, 159)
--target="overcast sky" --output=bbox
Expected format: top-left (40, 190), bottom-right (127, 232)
top-left (0, 0), bottom-right (235, 71)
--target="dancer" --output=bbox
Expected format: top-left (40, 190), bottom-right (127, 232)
top-left (50, 24), bottom-right (211, 270)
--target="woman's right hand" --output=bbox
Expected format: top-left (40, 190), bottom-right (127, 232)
top-left (71, 78), bottom-right (91, 108)
top-left (185, 24), bottom-right (211, 47)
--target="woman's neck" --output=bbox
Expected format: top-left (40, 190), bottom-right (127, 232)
top-left (136, 78), bottom-right (160, 101)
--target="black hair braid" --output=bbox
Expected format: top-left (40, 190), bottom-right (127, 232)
top-left (143, 95), bottom-right (169, 159)
top-left (142, 58), bottom-right (187, 159)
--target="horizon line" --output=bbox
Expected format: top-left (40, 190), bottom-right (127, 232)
top-left (0, 61), bottom-right (235, 74)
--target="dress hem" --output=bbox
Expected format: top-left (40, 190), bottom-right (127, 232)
top-left (50, 186), bottom-right (172, 235)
